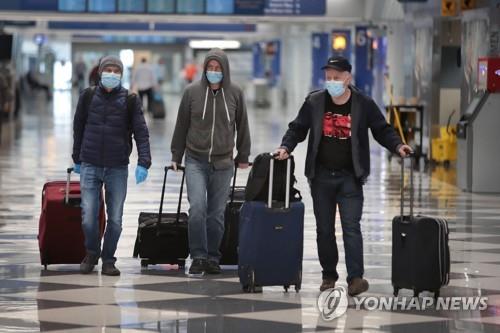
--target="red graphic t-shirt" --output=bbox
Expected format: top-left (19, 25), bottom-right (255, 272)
top-left (317, 94), bottom-right (353, 171)
top-left (322, 113), bottom-right (352, 139)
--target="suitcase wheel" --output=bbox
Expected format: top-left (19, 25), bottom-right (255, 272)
top-left (413, 289), bottom-right (419, 298)
top-left (295, 269), bottom-right (302, 293)
top-left (284, 285), bottom-right (290, 293)
top-left (44, 264), bottom-right (47, 271)
top-left (434, 290), bottom-right (440, 300)
top-left (393, 286), bottom-right (399, 297)
top-left (140, 260), bottom-right (149, 268)
top-left (243, 269), bottom-right (256, 293)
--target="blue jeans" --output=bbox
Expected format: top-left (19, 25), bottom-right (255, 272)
top-left (310, 165), bottom-right (364, 282)
top-left (80, 162), bottom-right (128, 264)
top-left (185, 154), bottom-right (233, 263)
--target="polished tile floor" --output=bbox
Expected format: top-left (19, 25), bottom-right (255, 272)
top-left (0, 91), bottom-right (499, 332)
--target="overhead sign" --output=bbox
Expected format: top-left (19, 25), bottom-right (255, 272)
top-left (235, 0), bottom-right (265, 15)
top-left (441, 0), bottom-right (457, 16)
top-left (264, 0), bottom-right (325, 16)
top-left (0, 0), bottom-right (325, 16)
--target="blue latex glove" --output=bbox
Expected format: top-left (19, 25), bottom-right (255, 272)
top-left (135, 165), bottom-right (148, 184)
top-left (74, 164), bottom-right (81, 174)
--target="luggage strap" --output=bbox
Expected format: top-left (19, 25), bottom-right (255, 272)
top-left (158, 165), bottom-right (186, 229)
top-left (400, 154), bottom-right (414, 220)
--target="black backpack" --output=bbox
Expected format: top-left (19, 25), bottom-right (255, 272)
top-left (81, 86), bottom-right (137, 155)
top-left (244, 153), bottom-right (302, 204)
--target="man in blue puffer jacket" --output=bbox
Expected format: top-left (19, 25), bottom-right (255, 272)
top-left (72, 55), bottom-right (151, 276)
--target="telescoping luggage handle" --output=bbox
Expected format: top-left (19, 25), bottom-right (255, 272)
top-left (230, 161), bottom-right (253, 204)
top-left (158, 165), bottom-right (186, 227)
top-left (400, 154), bottom-right (414, 220)
top-left (65, 167), bottom-right (74, 205)
top-left (268, 153), bottom-right (291, 209)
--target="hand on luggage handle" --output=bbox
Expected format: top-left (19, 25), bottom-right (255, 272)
top-left (158, 165), bottom-right (186, 230)
top-left (167, 165), bottom-right (185, 172)
top-left (268, 152), bottom-right (291, 209)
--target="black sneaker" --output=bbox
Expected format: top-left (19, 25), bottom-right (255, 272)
top-left (205, 260), bottom-right (221, 274)
top-left (189, 259), bottom-right (207, 275)
top-left (80, 253), bottom-right (99, 274)
top-left (102, 262), bottom-right (121, 276)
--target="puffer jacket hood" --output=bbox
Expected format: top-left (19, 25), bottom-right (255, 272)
top-left (202, 48), bottom-right (231, 88)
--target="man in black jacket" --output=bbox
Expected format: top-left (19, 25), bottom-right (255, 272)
top-left (72, 55), bottom-right (151, 276)
top-left (275, 56), bottom-right (412, 296)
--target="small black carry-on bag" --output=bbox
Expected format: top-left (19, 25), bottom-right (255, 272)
top-left (392, 156), bottom-right (450, 299)
top-left (133, 166), bottom-right (189, 268)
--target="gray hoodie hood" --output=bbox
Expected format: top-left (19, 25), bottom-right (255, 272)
top-left (202, 48), bottom-right (231, 89)
top-left (170, 48), bottom-right (251, 169)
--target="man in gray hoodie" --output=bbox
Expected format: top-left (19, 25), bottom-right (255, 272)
top-left (171, 48), bottom-right (251, 274)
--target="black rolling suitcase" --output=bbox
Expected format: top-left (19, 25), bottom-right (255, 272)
top-left (392, 156), bottom-right (450, 298)
top-left (219, 163), bottom-right (251, 265)
top-left (133, 166), bottom-right (189, 268)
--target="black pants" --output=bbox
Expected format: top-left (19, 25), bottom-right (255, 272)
top-left (138, 88), bottom-right (153, 111)
top-left (310, 166), bottom-right (364, 282)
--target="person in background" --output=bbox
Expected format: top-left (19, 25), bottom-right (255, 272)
top-left (72, 55), bottom-right (151, 276)
top-left (74, 57), bottom-right (87, 92)
top-left (170, 48), bottom-right (251, 275)
top-left (25, 69), bottom-right (52, 100)
top-left (131, 58), bottom-right (158, 111)
top-left (156, 57), bottom-right (167, 86)
top-left (275, 56), bottom-right (412, 296)
top-left (183, 62), bottom-right (198, 84)
top-left (88, 58), bottom-right (102, 87)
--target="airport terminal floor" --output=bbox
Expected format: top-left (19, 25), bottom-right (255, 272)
top-left (1, 91), bottom-right (500, 333)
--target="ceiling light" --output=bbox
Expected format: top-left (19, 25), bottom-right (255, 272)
top-left (189, 40), bottom-right (241, 49)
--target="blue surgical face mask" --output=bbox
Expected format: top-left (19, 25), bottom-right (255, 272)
top-left (101, 72), bottom-right (121, 89)
top-left (206, 71), bottom-right (223, 84)
top-left (325, 80), bottom-right (346, 97)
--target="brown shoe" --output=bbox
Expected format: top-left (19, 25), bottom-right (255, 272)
top-left (348, 277), bottom-right (369, 296)
top-left (319, 279), bottom-right (337, 291)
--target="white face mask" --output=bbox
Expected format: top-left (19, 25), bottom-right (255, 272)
top-left (325, 80), bottom-right (345, 97)
top-left (101, 72), bottom-right (121, 89)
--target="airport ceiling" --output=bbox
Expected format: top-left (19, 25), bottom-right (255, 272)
top-left (0, 0), bottom-right (409, 41)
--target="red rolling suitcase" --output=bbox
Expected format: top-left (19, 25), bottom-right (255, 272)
top-left (38, 168), bottom-right (105, 269)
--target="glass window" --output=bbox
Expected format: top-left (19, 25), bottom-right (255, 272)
top-left (119, 0), bottom-right (145, 12)
top-left (147, 0), bottom-right (175, 13)
top-left (88, 0), bottom-right (116, 12)
top-left (206, 0), bottom-right (233, 14)
top-left (58, 0), bottom-right (86, 12)
top-left (177, 0), bottom-right (204, 14)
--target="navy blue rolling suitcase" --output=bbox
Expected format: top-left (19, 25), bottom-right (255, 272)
top-left (238, 155), bottom-right (304, 293)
